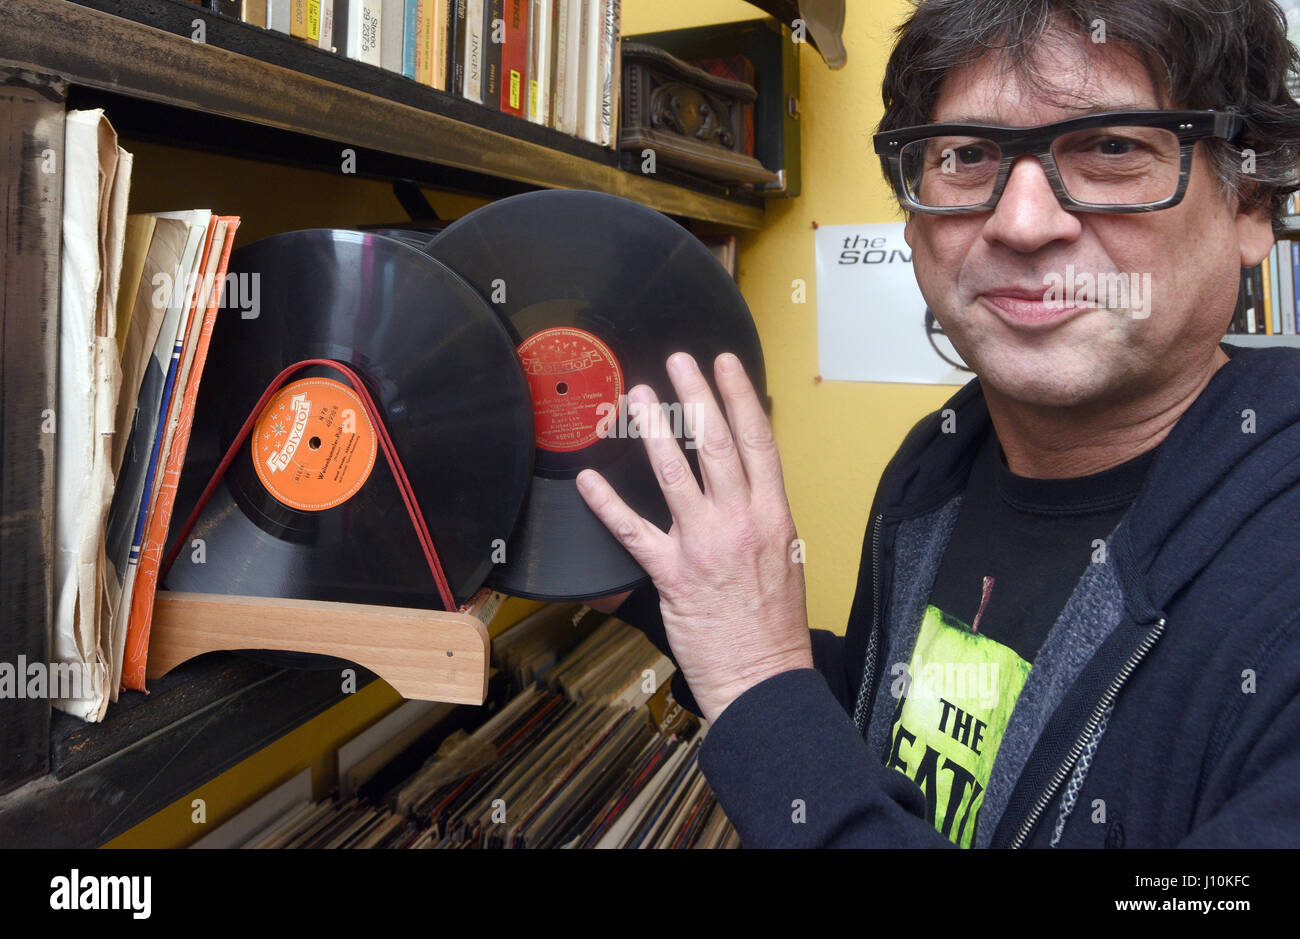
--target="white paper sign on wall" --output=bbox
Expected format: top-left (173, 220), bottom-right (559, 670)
top-left (815, 222), bottom-right (972, 385)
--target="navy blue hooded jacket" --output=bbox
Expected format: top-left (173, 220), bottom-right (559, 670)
top-left (612, 341), bottom-right (1300, 847)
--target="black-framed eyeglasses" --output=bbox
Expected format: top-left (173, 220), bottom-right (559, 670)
top-left (874, 109), bottom-right (1244, 215)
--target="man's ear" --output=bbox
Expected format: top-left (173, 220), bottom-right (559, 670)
top-left (1237, 199), bottom-right (1275, 267)
top-left (904, 213), bottom-right (915, 248)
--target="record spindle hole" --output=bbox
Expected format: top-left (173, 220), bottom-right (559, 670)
top-left (308, 436), bottom-right (322, 450)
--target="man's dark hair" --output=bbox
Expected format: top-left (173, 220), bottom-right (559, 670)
top-left (878, 0), bottom-right (1300, 225)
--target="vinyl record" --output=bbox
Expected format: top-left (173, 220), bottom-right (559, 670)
top-left (424, 190), bottom-right (767, 601)
top-left (164, 229), bottom-right (535, 667)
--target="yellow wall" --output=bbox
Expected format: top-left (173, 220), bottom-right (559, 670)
top-left (110, 0), bottom-right (953, 846)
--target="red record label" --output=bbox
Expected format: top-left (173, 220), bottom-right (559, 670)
top-left (517, 326), bottom-right (624, 452)
top-left (252, 377), bottom-right (378, 511)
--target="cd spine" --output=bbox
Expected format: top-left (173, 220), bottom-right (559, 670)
top-left (464, 0), bottom-right (484, 103)
top-left (450, 0), bottom-right (468, 95)
top-left (483, 0), bottom-right (504, 110)
top-left (500, 0), bottom-right (528, 116)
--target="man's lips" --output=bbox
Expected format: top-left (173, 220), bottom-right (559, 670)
top-left (977, 288), bottom-right (1089, 329)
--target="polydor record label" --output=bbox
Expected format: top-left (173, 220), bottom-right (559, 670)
top-left (517, 326), bottom-right (624, 452)
top-left (252, 377), bottom-right (378, 511)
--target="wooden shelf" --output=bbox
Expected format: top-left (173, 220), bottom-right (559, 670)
top-left (2, 0), bottom-right (766, 229)
top-left (0, 655), bottom-right (376, 847)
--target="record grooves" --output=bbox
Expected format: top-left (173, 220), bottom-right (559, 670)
top-left (165, 230), bottom-right (535, 667)
top-left (424, 190), bottom-right (767, 601)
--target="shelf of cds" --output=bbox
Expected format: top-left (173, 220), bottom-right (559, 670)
top-left (1228, 191), bottom-right (1300, 348)
top-left (0, 0), bottom-right (766, 229)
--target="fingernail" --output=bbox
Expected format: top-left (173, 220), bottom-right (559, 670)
top-left (719, 352), bottom-right (740, 373)
top-left (669, 352), bottom-right (692, 373)
top-left (576, 470), bottom-right (595, 491)
top-left (629, 385), bottom-right (652, 404)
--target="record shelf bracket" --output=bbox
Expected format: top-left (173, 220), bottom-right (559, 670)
top-left (147, 591), bottom-right (491, 705)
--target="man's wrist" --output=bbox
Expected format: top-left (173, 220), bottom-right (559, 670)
top-left (695, 651), bottom-right (815, 724)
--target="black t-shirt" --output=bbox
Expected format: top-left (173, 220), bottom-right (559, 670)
top-left (929, 427), bottom-right (1159, 662)
top-left (884, 427), bottom-right (1159, 846)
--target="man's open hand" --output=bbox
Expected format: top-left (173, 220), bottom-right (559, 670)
top-left (575, 351), bottom-right (813, 724)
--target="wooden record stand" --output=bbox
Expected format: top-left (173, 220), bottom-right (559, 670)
top-left (142, 357), bottom-right (493, 706)
top-left (145, 591), bottom-right (491, 705)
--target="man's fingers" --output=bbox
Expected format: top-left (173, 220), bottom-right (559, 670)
top-left (575, 468), bottom-right (672, 580)
top-left (665, 352), bottom-right (750, 512)
top-left (712, 352), bottom-right (788, 500)
top-left (626, 383), bottom-right (707, 523)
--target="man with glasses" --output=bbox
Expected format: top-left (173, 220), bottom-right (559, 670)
top-left (575, 0), bottom-right (1300, 847)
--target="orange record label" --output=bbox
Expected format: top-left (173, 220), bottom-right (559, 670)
top-left (517, 326), bottom-right (624, 452)
top-left (252, 377), bottom-right (377, 511)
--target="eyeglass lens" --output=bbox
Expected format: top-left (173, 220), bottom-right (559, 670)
top-left (899, 125), bottom-right (1184, 209)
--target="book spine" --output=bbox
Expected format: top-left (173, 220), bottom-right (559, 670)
top-left (319, 0), bottom-right (335, 49)
top-left (579, 0), bottom-right (600, 142)
top-left (415, 0), bottom-right (433, 83)
top-left (1244, 267), bottom-right (1254, 332)
top-left (269, 0), bottom-right (292, 33)
top-left (382, 0), bottom-right (405, 72)
top-left (1293, 241), bottom-right (1300, 333)
top-left (546, 0), bottom-right (562, 127)
top-left (562, 0), bottom-right (582, 134)
top-left (433, 0), bottom-right (451, 90)
top-left (211, 0), bottom-right (242, 16)
top-left (241, 0), bottom-right (268, 27)
top-left (597, 0), bottom-right (618, 146)
top-left (403, 0), bottom-right (419, 77)
top-left (1267, 245), bottom-right (1279, 334)
top-left (464, 0), bottom-right (484, 103)
top-left (1282, 239), bottom-right (1296, 336)
top-left (335, 0), bottom-right (351, 54)
top-left (527, 0), bottom-right (549, 124)
top-left (483, 0), bottom-right (504, 110)
top-left (1248, 262), bottom-right (1258, 332)
top-left (1237, 266), bottom-right (1248, 332)
top-left (575, 0), bottom-right (589, 137)
top-left (290, 0), bottom-right (308, 38)
top-left (1287, 242), bottom-right (1297, 335)
top-left (449, 0), bottom-right (466, 93)
top-left (551, 0), bottom-right (569, 129)
top-left (500, 0), bottom-right (527, 116)
top-left (348, 0), bottom-right (382, 65)
top-left (306, 0), bottom-right (321, 43)
top-left (525, 0), bottom-right (538, 120)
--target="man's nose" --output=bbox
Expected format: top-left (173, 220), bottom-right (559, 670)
top-left (980, 155), bottom-right (1082, 252)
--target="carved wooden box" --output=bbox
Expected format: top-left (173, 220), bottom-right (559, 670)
top-left (619, 42), bottom-right (780, 187)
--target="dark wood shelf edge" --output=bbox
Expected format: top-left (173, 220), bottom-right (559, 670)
top-left (0, 661), bottom-right (377, 847)
top-left (3, 0), bottom-right (764, 228)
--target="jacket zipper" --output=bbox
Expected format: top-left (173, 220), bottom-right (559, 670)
top-left (856, 513), bottom-right (885, 735)
top-left (1007, 615), bottom-right (1167, 848)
